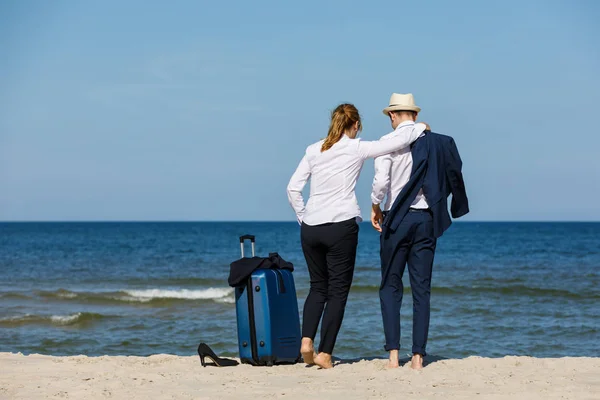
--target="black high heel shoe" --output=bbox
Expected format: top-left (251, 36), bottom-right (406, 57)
top-left (197, 343), bottom-right (239, 367)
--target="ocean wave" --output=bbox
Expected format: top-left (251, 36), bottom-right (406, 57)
top-left (35, 287), bottom-right (234, 305)
top-left (112, 277), bottom-right (225, 287)
top-left (466, 284), bottom-right (600, 300)
top-left (13, 282), bottom-right (597, 306)
top-left (349, 284), bottom-right (599, 299)
top-left (0, 292), bottom-right (32, 300)
top-left (55, 290), bottom-right (78, 299)
top-left (124, 288), bottom-right (233, 301)
top-left (0, 312), bottom-right (107, 327)
top-left (215, 296), bottom-right (236, 304)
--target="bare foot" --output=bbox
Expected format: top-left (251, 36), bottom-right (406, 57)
top-left (313, 352), bottom-right (333, 369)
top-left (411, 353), bottom-right (424, 370)
top-left (300, 338), bottom-right (317, 365)
top-left (387, 350), bottom-right (399, 368)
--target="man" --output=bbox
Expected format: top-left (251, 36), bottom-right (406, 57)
top-left (371, 93), bottom-right (469, 369)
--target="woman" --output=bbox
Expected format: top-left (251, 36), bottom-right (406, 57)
top-left (286, 103), bottom-right (428, 368)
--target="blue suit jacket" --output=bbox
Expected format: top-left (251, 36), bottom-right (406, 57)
top-left (382, 131), bottom-right (469, 238)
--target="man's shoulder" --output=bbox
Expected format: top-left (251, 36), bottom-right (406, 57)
top-left (383, 122), bottom-right (418, 140)
top-left (429, 132), bottom-right (454, 142)
top-left (379, 131), bottom-right (397, 140)
top-left (427, 132), bottom-right (450, 140)
top-left (425, 132), bottom-right (456, 148)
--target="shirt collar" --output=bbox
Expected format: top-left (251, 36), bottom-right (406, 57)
top-left (395, 120), bottom-right (415, 130)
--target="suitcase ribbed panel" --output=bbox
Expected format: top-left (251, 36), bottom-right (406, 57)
top-left (236, 268), bottom-right (301, 365)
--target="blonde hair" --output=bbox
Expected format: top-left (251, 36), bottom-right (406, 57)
top-left (321, 103), bottom-right (362, 152)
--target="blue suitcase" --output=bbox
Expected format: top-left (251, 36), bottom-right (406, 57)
top-left (235, 235), bottom-right (301, 366)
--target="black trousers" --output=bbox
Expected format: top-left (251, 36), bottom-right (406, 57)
top-left (380, 209), bottom-right (437, 355)
top-left (300, 218), bottom-right (359, 354)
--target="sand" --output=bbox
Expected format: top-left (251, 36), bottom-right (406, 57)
top-left (1, 353), bottom-right (599, 399)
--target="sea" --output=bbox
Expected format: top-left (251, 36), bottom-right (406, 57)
top-left (1, 222), bottom-right (599, 360)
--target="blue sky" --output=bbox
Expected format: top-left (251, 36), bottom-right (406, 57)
top-left (1, 0), bottom-right (599, 221)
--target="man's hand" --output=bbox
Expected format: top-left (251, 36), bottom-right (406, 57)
top-left (422, 122), bottom-right (431, 131)
top-left (371, 203), bottom-right (383, 232)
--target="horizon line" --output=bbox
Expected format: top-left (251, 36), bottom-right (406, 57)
top-left (1, 220), bottom-right (599, 223)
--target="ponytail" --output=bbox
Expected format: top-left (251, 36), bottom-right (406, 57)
top-left (321, 103), bottom-right (362, 152)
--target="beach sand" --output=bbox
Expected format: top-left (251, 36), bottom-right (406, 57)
top-left (1, 353), bottom-right (599, 399)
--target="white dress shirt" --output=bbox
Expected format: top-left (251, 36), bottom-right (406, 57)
top-left (371, 120), bottom-right (429, 211)
top-left (287, 122), bottom-right (427, 226)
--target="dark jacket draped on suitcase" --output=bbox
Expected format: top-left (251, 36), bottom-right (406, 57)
top-left (228, 252), bottom-right (294, 287)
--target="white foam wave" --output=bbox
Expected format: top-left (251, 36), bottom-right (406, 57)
top-left (216, 296), bottom-right (235, 304)
top-left (50, 313), bottom-right (82, 324)
top-left (123, 288), bottom-right (234, 301)
top-left (0, 313), bottom-right (84, 325)
top-left (0, 314), bottom-right (33, 322)
top-left (57, 292), bottom-right (78, 299)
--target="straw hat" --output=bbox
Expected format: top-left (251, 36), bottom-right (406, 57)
top-left (382, 93), bottom-right (421, 115)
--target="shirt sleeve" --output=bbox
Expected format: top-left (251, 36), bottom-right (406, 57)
top-left (286, 154), bottom-right (311, 224)
top-left (371, 155), bottom-right (392, 205)
top-left (357, 122), bottom-right (427, 159)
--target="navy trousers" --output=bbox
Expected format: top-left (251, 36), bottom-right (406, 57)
top-left (380, 209), bottom-right (437, 355)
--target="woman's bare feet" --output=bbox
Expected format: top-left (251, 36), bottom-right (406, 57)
top-left (313, 352), bottom-right (333, 369)
top-left (411, 353), bottom-right (424, 370)
top-left (387, 350), bottom-right (400, 368)
top-left (300, 337), bottom-right (317, 365)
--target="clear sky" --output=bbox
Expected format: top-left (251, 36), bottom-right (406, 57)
top-left (1, 0), bottom-right (598, 221)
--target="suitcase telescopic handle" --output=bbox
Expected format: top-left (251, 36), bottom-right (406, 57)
top-left (239, 235), bottom-right (256, 258)
top-left (239, 235), bottom-right (256, 243)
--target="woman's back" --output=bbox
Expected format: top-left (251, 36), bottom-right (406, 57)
top-left (302, 136), bottom-right (368, 225)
